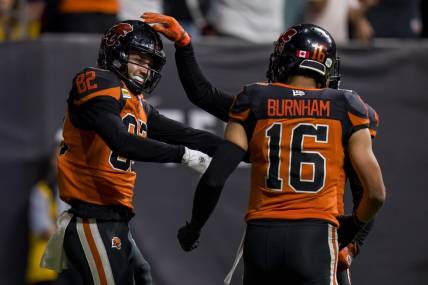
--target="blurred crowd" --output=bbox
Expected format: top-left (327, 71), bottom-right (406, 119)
top-left (1, 0), bottom-right (428, 43)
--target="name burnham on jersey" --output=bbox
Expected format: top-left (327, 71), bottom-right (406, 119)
top-left (58, 67), bottom-right (149, 209)
top-left (229, 82), bottom-right (370, 226)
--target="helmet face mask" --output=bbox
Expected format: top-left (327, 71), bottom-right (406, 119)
top-left (98, 20), bottom-right (166, 94)
top-left (266, 24), bottom-right (340, 88)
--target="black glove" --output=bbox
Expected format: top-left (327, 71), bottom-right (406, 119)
top-left (337, 214), bottom-right (366, 250)
top-left (177, 221), bottom-right (201, 251)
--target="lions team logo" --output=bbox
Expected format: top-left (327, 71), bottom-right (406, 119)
top-left (111, 236), bottom-right (122, 250)
top-left (275, 28), bottom-right (297, 54)
top-left (104, 23), bottom-right (133, 47)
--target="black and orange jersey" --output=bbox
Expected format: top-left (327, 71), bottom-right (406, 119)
top-left (58, 67), bottom-right (148, 209)
top-left (59, 67), bottom-right (222, 210)
top-left (229, 82), bottom-right (369, 226)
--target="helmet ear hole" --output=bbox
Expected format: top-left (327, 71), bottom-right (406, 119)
top-left (97, 20), bottom-right (166, 94)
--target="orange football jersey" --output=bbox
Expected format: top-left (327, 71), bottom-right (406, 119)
top-left (58, 67), bottom-right (148, 209)
top-left (229, 82), bottom-right (369, 226)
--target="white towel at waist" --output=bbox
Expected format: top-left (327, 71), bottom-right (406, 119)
top-left (40, 211), bottom-right (73, 272)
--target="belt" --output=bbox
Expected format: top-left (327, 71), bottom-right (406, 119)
top-left (69, 201), bottom-right (135, 222)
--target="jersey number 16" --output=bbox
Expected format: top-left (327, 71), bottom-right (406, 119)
top-left (265, 123), bottom-right (328, 193)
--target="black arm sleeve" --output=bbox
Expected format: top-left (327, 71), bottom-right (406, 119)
top-left (69, 96), bottom-right (185, 163)
top-left (148, 109), bottom-right (223, 157)
top-left (175, 43), bottom-right (235, 122)
top-left (355, 219), bottom-right (374, 249)
top-left (189, 141), bottom-right (246, 230)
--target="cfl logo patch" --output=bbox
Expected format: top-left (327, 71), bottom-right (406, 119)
top-left (292, 90), bottom-right (305, 96)
top-left (112, 237), bottom-right (122, 250)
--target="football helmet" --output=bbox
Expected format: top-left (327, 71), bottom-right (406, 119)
top-left (97, 20), bottom-right (166, 94)
top-left (266, 24), bottom-right (340, 88)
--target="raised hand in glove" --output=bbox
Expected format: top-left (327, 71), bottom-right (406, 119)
top-left (337, 241), bottom-right (359, 271)
top-left (177, 222), bottom-right (200, 251)
top-left (141, 12), bottom-right (191, 47)
top-left (181, 147), bottom-right (212, 174)
top-left (337, 214), bottom-right (366, 249)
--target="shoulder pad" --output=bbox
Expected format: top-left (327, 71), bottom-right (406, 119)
top-left (229, 86), bottom-right (251, 122)
top-left (342, 89), bottom-right (369, 127)
top-left (70, 67), bottom-right (122, 105)
top-left (242, 82), bottom-right (267, 95)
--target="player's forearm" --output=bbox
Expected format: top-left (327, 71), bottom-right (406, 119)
top-left (355, 219), bottom-right (374, 248)
top-left (355, 176), bottom-right (385, 222)
top-left (190, 141), bottom-right (245, 229)
top-left (95, 112), bottom-right (185, 163)
top-left (112, 133), bottom-right (185, 163)
top-left (175, 43), bottom-right (234, 122)
top-left (152, 128), bottom-right (222, 157)
top-left (348, 129), bottom-right (385, 222)
top-left (148, 112), bottom-right (224, 157)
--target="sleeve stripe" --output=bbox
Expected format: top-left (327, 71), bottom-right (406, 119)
top-left (348, 112), bottom-right (369, 126)
top-left (229, 109), bottom-right (250, 122)
top-left (73, 87), bottom-right (121, 105)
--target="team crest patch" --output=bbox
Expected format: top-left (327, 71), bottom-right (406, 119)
top-left (112, 237), bottom-right (122, 250)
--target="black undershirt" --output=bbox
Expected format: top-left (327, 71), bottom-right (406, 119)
top-left (175, 42), bottom-right (234, 122)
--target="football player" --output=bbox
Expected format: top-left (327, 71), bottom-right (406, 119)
top-left (41, 20), bottom-right (224, 284)
top-left (143, 13), bottom-right (386, 285)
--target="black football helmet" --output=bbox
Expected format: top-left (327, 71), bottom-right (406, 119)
top-left (266, 24), bottom-right (341, 88)
top-left (97, 20), bottom-right (166, 94)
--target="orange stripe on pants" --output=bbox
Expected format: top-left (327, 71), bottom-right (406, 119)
top-left (331, 226), bottom-right (338, 285)
top-left (82, 219), bottom-right (109, 285)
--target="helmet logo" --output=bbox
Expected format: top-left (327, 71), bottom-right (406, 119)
top-left (275, 28), bottom-right (297, 54)
top-left (280, 28), bottom-right (297, 43)
top-left (104, 23), bottom-right (133, 47)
